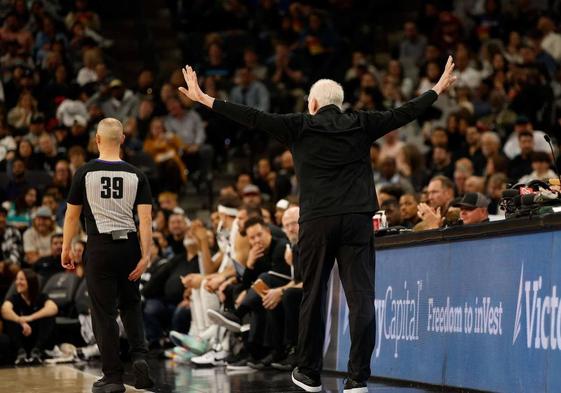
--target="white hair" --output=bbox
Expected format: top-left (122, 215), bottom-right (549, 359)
top-left (308, 79), bottom-right (344, 110)
top-left (481, 131), bottom-right (500, 145)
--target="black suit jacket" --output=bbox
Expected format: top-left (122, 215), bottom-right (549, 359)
top-left (213, 90), bottom-right (438, 222)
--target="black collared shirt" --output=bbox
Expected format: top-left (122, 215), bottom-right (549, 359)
top-left (213, 90), bottom-right (437, 222)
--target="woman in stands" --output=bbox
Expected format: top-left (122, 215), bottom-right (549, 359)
top-left (143, 117), bottom-right (187, 194)
top-left (5, 186), bottom-right (38, 229)
top-left (1, 268), bottom-right (58, 365)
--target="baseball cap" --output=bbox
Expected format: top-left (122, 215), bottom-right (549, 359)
top-left (33, 206), bottom-right (53, 219)
top-left (30, 113), bottom-right (45, 124)
top-left (276, 199), bottom-right (289, 210)
top-left (453, 192), bottom-right (490, 209)
top-left (109, 79), bottom-right (124, 88)
top-left (242, 184), bottom-right (260, 196)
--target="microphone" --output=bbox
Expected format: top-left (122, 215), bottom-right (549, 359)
top-left (543, 134), bottom-right (561, 187)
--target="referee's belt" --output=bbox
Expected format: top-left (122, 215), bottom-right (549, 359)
top-left (91, 230), bottom-right (136, 241)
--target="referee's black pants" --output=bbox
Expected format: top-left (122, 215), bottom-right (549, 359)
top-left (296, 213), bottom-right (375, 382)
top-left (85, 233), bottom-right (148, 383)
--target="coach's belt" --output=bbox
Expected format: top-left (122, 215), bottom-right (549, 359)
top-left (111, 230), bottom-right (130, 241)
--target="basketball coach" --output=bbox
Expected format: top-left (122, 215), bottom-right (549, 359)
top-left (61, 118), bottom-right (154, 393)
top-left (178, 57), bottom-right (457, 392)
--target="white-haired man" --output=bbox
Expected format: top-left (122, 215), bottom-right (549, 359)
top-left (62, 118), bottom-right (154, 393)
top-left (179, 58), bottom-right (456, 393)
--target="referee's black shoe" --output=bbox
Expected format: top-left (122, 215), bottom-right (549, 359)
top-left (92, 378), bottom-right (125, 393)
top-left (291, 367), bottom-right (322, 392)
top-left (133, 359), bottom-right (154, 389)
top-left (343, 378), bottom-right (368, 392)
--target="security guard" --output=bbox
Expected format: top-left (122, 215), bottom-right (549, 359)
top-left (62, 118), bottom-right (154, 393)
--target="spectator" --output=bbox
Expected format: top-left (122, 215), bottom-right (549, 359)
top-left (454, 158), bottom-right (473, 196)
top-left (143, 118), bottom-right (187, 194)
top-left (0, 12), bottom-right (34, 56)
top-left (375, 157), bottom-right (414, 195)
top-left (537, 16), bottom-right (561, 63)
top-left (97, 79), bottom-right (139, 122)
top-left (242, 185), bottom-right (263, 208)
top-left (164, 96), bottom-right (213, 186)
top-left (17, 138), bottom-right (41, 170)
top-left (7, 91), bottom-right (37, 131)
top-left (5, 186), bottom-right (38, 229)
top-left (230, 68), bottom-right (270, 112)
top-left (68, 146), bottom-right (87, 175)
top-left (51, 160), bottom-right (72, 196)
top-left (453, 192), bottom-right (490, 224)
top-left (0, 206), bottom-right (23, 299)
top-left (508, 130), bottom-right (534, 182)
top-left (518, 151), bottom-right (557, 184)
top-left (379, 130), bottom-right (404, 162)
top-left (452, 45), bottom-right (481, 90)
top-left (158, 192), bottom-right (179, 212)
top-left (166, 212), bottom-right (188, 256)
top-left (399, 193), bottom-right (420, 229)
top-left (486, 173), bottom-right (507, 215)
top-left (428, 146), bottom-right (455, 180)
top-left (503, 116), bottom-right (550, 159)
top-left (464, 176), bottom-right (485, 194)
top-left (399, 21), bottom-right (427, 68)
top-left (25, 115), bottom-right (46, 149)
top-left (208, 216), bottom-right (290, 365)
top-left (463, 126), bottom-right (486, 175)
top-left (415, 175), bottom-right (455, 230)
top-left (31, 234), bottom-right (63, 280)
top-left (384, 59), bottom-right (414, 100)
top-left (5, 158), bottom-right (32, 202)
top-left (1, 269), bottom-right (58, 365)
top-left (23, 206), bottom-right (61, 264)
top-left (37, 133), bottom-right (64, 174)
top-left (381, 198), bottom-right (401, 227)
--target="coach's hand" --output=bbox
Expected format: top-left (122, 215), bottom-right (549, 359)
top-left (61, 248), bottom-right (75, 271)
top-left (432, 56), bottom-right (457, 95)
top-left (178, 65), bottom-right (215, 108)
top-left (129, 256), bottom-right (150, 281)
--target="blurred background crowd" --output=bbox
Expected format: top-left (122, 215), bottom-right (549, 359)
top-left (1, 0), bottom-right (561, 369)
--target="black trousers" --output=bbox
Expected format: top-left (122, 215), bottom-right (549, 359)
top-left (4, 316), bottom-right (55, 353)
top-left (85, 233), bottom-right (148, 383)
top-left (237, 273), bottom-right (289, 349)
top-left (296, 213), bottom-right (375, 382)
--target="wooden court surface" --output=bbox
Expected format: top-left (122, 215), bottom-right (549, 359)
top-left (0, 365), bottom-right (146, 393)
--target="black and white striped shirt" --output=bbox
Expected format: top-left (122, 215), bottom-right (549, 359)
top-left (67, 159), bottom-right (152, 235)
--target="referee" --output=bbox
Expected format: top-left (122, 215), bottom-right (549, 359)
top-left (62, 118), bottom-right (154, 393)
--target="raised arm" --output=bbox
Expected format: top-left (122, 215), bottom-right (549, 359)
top-left (365, 56), bottom-right (457, 138)
top-left (178, 65), bottom-right (302, 146)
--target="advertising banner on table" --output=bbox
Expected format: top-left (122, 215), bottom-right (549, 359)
top-left (330, 231), bottom-right (561, 393)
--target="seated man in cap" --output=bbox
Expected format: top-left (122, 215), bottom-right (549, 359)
top-left (453, 192), bottom-right (490, 225)
top-left (22, 206), bottom-right (62, 265)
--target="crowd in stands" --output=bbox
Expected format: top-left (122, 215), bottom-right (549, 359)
top-left (0, 0), bottom-right (561, 370)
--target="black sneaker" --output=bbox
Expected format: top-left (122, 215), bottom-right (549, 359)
top-left (248, 352), bottom-right (275, 370)
top-left (92, 378), bottom-right (125, 393)
top-left (271, 347), bottom-right (297, 371)
top-left (291, 367), bottom-right (322, 392)
top-left (28, 348), bottom-right (43, 365)
top-left (226, 352), bottom-right (251, 370)
top-left (15, 349), bottom-right (27, 366)
top-left (133, 359), bottom-right (154, 389)
top-left (343, 378), bottom-right (368, 393)
top-left (207, 309), bottom-right (242, 332)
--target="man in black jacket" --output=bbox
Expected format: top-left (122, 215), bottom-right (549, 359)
top-left (179, 57), bottom-right (456, 393)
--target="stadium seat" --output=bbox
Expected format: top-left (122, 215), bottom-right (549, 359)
top-left (41, 273), bottom-right (80, 316)
top-left (74, 278), bottom-right (91, 315)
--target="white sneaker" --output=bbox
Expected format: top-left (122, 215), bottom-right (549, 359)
top-left (191, 349), bottom-right (229, 367)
